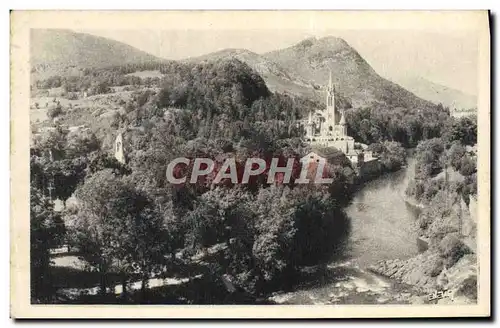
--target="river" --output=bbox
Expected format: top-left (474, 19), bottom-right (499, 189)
top-left (52, 158), bottom-right (424, 304)
top-left (269, 157), bottom-right (424, 304)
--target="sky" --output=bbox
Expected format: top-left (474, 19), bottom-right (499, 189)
top-left (78, 29), bottom-right (479, 96)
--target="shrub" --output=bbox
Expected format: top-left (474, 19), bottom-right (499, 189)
top-left (406, 180), bottom-right (425, 200)
top-left (369, 141), bottom-right (407, 172)
top-left (47, 104), bottom-right (63, 119)
top-left (438, 235), bottom-right (470, 268)
top-left (429, 257), bottom-right (444, 277)
top-left (458, 157), bottom-right (476, 177)
top-left (418, 213), bottom-right (434, 230)
top-left (455, 276), bottom-right (477, 300)
top-left (422, 179), bottom-right (445, 203)
top-left (66, 92), bottom-right (79, 100)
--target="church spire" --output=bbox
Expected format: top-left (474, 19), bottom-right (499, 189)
top-left (339, 109), bottom-right (346, 125)
top-left (328, 70), bottom-right (333, 91)
top-left (339, 109), bottom-right (347, 136)
top-left (114, 130), bottom-right (126, 164)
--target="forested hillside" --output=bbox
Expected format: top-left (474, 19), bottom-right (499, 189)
top-left (30, 57), bottom-right (356, 303)
top-left (30, 31), bottom-right (468, 304)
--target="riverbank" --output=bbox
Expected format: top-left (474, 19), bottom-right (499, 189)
top-left (269, 158), bottom-right (425, 304)
top-left (369, 171), bottom-right (478, 304)
top-left (402, 194), bottom-right (425, 209)
top-left (268, 261), bottom-right (427, 305)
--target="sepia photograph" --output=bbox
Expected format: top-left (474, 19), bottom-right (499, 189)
top-left (10, 10), bottom-right (490, 318)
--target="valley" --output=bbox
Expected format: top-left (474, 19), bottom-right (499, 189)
top-left (29, 29), bottom-right (478, 305)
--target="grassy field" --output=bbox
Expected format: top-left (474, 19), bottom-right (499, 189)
top-left (30, 86), bottom-right (144, 152)
top-left (126, 70), bottom-right (163, 79)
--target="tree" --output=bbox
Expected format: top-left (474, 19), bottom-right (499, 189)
top-left (447, 141), bottom-right (467, 172)
top-left (90, 80), bottom-right (111, 95)
top-left (250, 186), bottom-right (296, 288)
top-left (47, 157), bottom-right (88, 205)
top-left (30, 186), bottom-right (63, 302)
top-left (34, 125), bottom-right (68, 160)
top-left (458, 156), bottom-right (476, 177)
top-left (345, 103), bottom-right (450, 148)
top-left (250, 185), bottom-right (349, 290)
top-left (30, 154), bottom-right (50, 196)
top-left (444, 116), bottom-right (477, 146)
top-left (47, 103), bottom-right (63, 120)
top-left (86, 152), bottom-right (130, 177)
top-left (127, 205), bottom-right (170, 299)
top-left (370, 141), bottom-right (407, 172)
top-left (414, 138), bottom-right (445, 179)
top-left (289, 187), bottom-right (350, 266)
top-left (65, 130), bottom-right (100, 159)
top-left (186, 187), bottom-right (254, 251)
top-left (71, 170), bottom-right (170, 298)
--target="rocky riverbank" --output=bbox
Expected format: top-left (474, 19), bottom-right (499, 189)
top-left (369, 189), bottom-right (478, 304)
top-left (402, 194), bottom-right (425, 209)
top-left (369, 252), bottom-right (477, 304)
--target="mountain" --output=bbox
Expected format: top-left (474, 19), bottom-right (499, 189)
top-left (31, 29), bottom-right (162, 77)
top-left (32, 31), bottom-right (437, 112)
top-left (394, 75), bottom-right (477, 110)
top-left (264, 37), bottom-right (434, 109)
top-left (184, 48), bottom-right (323, 99)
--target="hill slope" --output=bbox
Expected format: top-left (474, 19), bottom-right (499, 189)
top-left (31, 29), bottom-right (162, 77)
top-left (184, 48), bottom-right (322, 99)
top-left (264, 37), bottom-right (434, 109)
top-left (394, 75), bottom-right (477, 110)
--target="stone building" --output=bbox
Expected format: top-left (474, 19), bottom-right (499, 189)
top-left (114, 130), bottom-right (126, 164)
top-left (303, 70), bottom-right (377, 168)
top-left (450, 107), bottom-right (476, 119)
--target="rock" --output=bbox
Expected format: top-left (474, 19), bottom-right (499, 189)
top-left (118, 107), bottom-right (128, 116)
top-left (410, 295), bottom-right (426, 304)
top-left (388, 267), bottom-right (399, 276)
top-left (443, 254), bottom-right (477, 303)
top-left (92, 108), bottom-right (103, 117)
top-left (99, 110), bottom-right (117, 119)
top-left (429, 257), bottom-right (444, 277)
top-left (454, 276), bottom-right (477, 300)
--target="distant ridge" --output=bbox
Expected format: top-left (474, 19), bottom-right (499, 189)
top-left (31, 30), bottom-right (438, 112)
top-left (187, 36), bottom-right (435, 109)
top-left (31, 29), bottom-right (162, 77)
top-left (263, 36), bottom-right (434, 109)
top-left (394, 75), bottom-right (477, 110)
top-left (185, 48), bottom-right (321, 99)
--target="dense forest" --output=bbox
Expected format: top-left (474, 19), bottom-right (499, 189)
top-left (402, 116), bottom-right (477, 283)
top-left (31, 59), bottom-right (354, 303)
top-left (405, 115), bottom-right (477, 206)
top-left (30, 58), bottom-right (473, 303)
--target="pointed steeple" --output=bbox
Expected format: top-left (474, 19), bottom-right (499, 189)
top-left (114, 129), bottom-right (126, 164)
top-left (339, 109), bottom-right (347, 136)
top-left (328, 70), bottom-right (333, 91)
top-left (339, 110), bottom-right (346, 125)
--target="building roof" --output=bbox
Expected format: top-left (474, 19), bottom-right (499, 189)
top-left (310, 146), bottom-right (351, 166)
top-left (301, 151), bottom-right (326, 161)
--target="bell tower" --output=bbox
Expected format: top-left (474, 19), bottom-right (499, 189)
top-left (306, 110), bottom-right (315, 136)
top-left (114, 130), bottom-right (125, 164)
top-left (324, 70), bottom-right (336, 134)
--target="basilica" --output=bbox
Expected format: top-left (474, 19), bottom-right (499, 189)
top-left (303, 71), bottom-right (376, 166)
